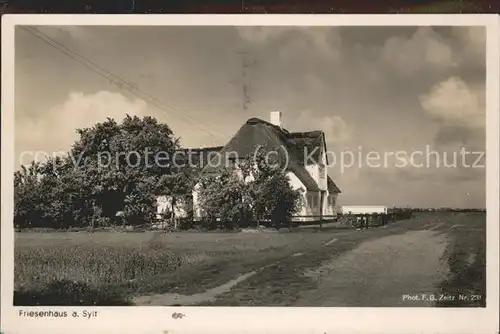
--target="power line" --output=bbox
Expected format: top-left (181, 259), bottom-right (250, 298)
top-left (20, 26), bottom-right (224, 143)
top-left (23, 26), bottom-right (222, 141)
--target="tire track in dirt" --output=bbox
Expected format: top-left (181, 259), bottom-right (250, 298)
top-left (133, 270), bottom-right (259, 306)
top-left (297, 230), bottom-right (449, 306)
top-left (132, 237), bottom-right (341, 305)
top-left (132, 223), bottom-right (444, 306)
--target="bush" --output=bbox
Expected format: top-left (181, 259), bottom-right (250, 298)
top-left (197, 149), bottom-right (301, 229)
top-left (14, 279), bottom-right (131, 306)
top-left (178, 218), bottom-right (194, 230)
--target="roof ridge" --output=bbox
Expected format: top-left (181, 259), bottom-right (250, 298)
top-left (195, 116), bottom-right (340, 193)
top-left (179, 146), bottom-right (224, 151)
top-left (246, 117), bottom-right (291, 135)
top-left (243, 119), bottom-right (319, 169)
top-left (289, 130), bottom-right (324, 137)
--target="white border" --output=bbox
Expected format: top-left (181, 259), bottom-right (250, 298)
top-left (1, 14), bottom-right (499, 334)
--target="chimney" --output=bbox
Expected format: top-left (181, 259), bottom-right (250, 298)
top-left (270, 111), bottom-right (282, 128)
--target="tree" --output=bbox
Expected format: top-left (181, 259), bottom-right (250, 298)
top-left (196, 149), bottom-right (301, 229)
top-left (14, 162), bottom-right (44, 229)
top-left (197, 165), bottom-right (253, 230)
top-left (250, 149), bottom-right (301, 228)
top-left (252, 172), bottom-right (301, 228)
top-left (14, 115), bottom-right (190, 229)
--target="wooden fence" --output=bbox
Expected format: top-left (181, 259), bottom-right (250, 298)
top-left (153, 209), bottom-right (413, 231)
top-left (338, 209), bottom-right (413, 229)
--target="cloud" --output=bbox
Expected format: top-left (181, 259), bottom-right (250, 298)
top-left (15, 26), bottom-right (486, 208)
top-left (16, 91), bottom-right (149, 165)
top-left (452, 26), bottom-right (486, 46)
top-left (450, 26), bottom-right (486, 68)
top-left (236, 26), bottom-right (341, 60)
top-left (236, 26), bottom-right (295, 44)
top-left (419, 77), bottom-right (485, 148)
top-left (294, 110), bottom-right (352, 145)
top-left (282, 28), bottom-right (341, 60)
top-left (380, 27), bottom-right (456, 74)
top-left (420, 77), bottom-right (484, 128)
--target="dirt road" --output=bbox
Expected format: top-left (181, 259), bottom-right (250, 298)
top-left (132, 213), bottom-right (484, 307)
top-left (297, 229), bottom-right (448, 306)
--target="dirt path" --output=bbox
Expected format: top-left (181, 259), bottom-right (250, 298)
top-left (132, 225), bottom-right (450, 307)
top-left (133, 270), bottom-right (258, 305)
top-left (297, 230), bottom-right (448, 306)
top-left (132, 238), bottom-right (338, 306)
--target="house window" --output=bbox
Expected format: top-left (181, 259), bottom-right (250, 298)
top-left (328, 195), bottom-right (336, 207)
top-left (307, 193), bottom-right (318, 209)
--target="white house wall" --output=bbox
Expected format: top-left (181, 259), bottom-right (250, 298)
top-left (156, 195), bottom-right (169, 220)
top-left (304, 164), bottom-right (326, 192)
top-left (295, 184), bottom-right (339, 220)
top-left (320, 139), bottom-right (328, 165)
top-left (341, 205), bottom-right (387, 215)
top-left (192, 183), bottom-right (202, 220)
top-left (324, 192), bottom-right (338, 217)
top-left (192, 170), bottom-right (308, 221)
top-left (319, 139), bottom-right (328, 190)
top-left (322, 191), bottom-right (330, 216)
top-left (170, 186), bottom-right (338, 223)
top-left (286, 171), bottom-right (309, 221)
top-left (156, 195), bottom-right (189, 219)
top-left (305, 164), bottom-right (319, 187)
top-left (185, 159), bottom-right (341, 222)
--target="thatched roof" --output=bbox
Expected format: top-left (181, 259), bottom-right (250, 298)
top-left (193, 117), bottom-right (341, 193)
top-left (287, 130), bottom-right (324, 163)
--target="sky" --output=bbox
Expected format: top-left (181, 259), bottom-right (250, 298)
top-left (14, 25), bottom-right (486, 208)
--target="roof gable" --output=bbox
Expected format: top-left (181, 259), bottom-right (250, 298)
top-left (287, 131), bottom-right (324, 165)
top-left (198, 117), bottom-right (341, 193)
top-left (200, 118), bottom-right (319, 191)
top-left (327, 176), bottom-right (341, 194)
top-left (172, 116), bottom-right (341, 194)
top-left (289, 129), bottom-right (340, 193)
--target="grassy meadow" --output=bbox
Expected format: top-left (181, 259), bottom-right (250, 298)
top-left (435, 212), bottom-right (487, 307)
top-left (14, 230), bottom-right (337, 305)
top-left (14, 212), bottom-right (487, 306)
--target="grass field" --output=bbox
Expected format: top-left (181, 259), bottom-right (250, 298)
top-left (14, 212), bottom-right (487, 306)
top-left (434, 213), bottom-right (486, 307)
top-left (14, 230), bottom-right (337, 305)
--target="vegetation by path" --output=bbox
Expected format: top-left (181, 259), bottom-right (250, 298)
top-left (434, 213), bottom-right (486, 307)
